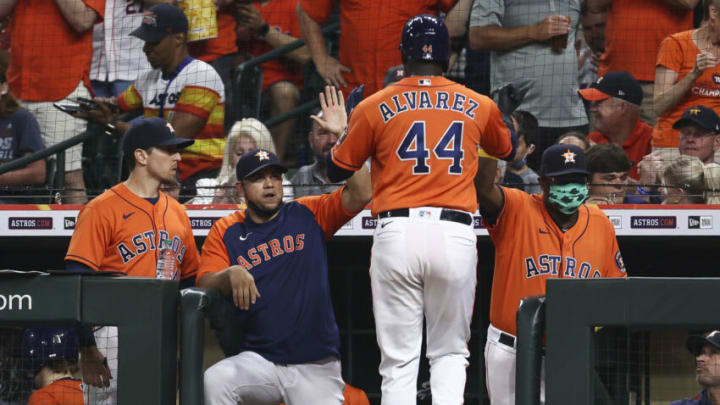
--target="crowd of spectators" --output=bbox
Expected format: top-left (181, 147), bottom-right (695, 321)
top-left (0, 0), bottom-right (718, 205)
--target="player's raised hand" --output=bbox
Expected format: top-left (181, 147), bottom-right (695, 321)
top-left (316, 55), bottom-right (351, 89)
top-left (79, 345), bottom-right (112, 388)
top-left (228, 265), bottom-right (260, 310)
top-left (311, 85), bottom-right (347, 136)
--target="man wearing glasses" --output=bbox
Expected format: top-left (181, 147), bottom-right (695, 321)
top-left (475, 143), bottom-right (628, 405)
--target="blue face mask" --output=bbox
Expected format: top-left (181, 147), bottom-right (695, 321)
top-left (547, 183), bottom-right (589, 214)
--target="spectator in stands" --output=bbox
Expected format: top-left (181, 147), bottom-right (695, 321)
top-left (236, 0), bottom-right (310, 165)
top-left (671, 331), bottom-right (720, 405)
top-left (558, 131), bottom-right (592, 151)
top-left (291, 86), bottom-right (347, 197)
top-left (191, 118), bottom-right (263, 205)
top-left (0, 0), bottom-right (104, 204)
top-left (579, 71), bottom-right (653, 180)
top-left (503, 110), bottom-right (541, 194)
top-left (297, 0), bottom-right (455, 97)
top-left (585, 143), bottom-right (635, 204)
top-left (189, 0), bottom-right (239, 131)
top-left (638, 105), bottom-right (720, 197)
top-left (653, 1), bottom-right (720, 156)
top-left (444, 0), bottom-right (474, 86)
top-left (587, 0), bottom-right (697, 126)
top-left (90, 0), bottom-right (157, 99)
top-left (0, 66), bottom-right (45, 202)
top-left (82, 4), bottom-right (226, 201)
top-left (469, 0), bottom-right (589, 172)
top-left (577, 3), bottom-right (606, 89)
top-left (662, 155), bottom-right (720, 204)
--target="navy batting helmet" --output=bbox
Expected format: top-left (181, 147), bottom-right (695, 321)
top-left (399, 14), bottom-right (450, 64)
top-left (21, 327), bottom-right (78, 376)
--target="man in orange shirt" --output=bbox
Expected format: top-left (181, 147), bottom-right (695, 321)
top-left (475, 143), bottom-right (627, 405)
top-left (588, 0), bottom-right (698, 125)
top-left (327, 15), bottom-right (515, 404)
top-left (578, 71), bottom-right (653, 180)
top-left (22, 327), bottom-right (83, 405)
top-left (0, 0), bottom-right (105, 204)
top-left (297, 0), bottom-right (455, 97)
top-left (236, 0), bottom-right (310, 163)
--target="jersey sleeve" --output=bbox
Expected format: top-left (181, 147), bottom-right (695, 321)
top-left (175, 85), bottom-right (222, 121)
top-left (117, 84), bottom-right (143, 112)
top-left (602, 220), bottom-right (627, 278)
top-left (297, 186), bottom-right (355, 239)
top-left (65, 205), bottom-right (111, 270)
top-left (469, 0), bottom-right (504, 28)
top-left (197, 220), bottom-right (232, 283)
top-left (84, 0), bottom-right (105, 19)
top-left (179, 211), bottom-right (200, 280)
top-left (478, 101), bottom-right (513, 160)
top-left (656, 35), bottom-right (683, 72)
top-left (299, 0), bottom-right (335, 24)
top-left (330, 106), bottom-right (374, 171)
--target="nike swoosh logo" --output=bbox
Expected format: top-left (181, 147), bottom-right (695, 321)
top-left (239, 233), bottom-right (253, 241)
top-left (381, 221), bottom-right (393, 228)
top-left (123, 212), bottom-right (134, 220)
top-left (538, 228), bottom-right (548, 234)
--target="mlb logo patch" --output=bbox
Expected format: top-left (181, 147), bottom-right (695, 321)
top-left (714, 74), bottom-right (720, 85)
top-left (418, 79), bottom-right (432, 86)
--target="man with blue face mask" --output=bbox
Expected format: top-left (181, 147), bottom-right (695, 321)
top-left (475, 143), bottom-right (627, 405)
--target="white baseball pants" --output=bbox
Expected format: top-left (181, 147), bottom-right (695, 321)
top-left (484, 324), bottom-right (545, 405)
top-left (83, 326), bottom-right (118, 405)
top-left (204, 351), bottom-right (344, 405)
top-left (371, 207), bottom-right (477, 405)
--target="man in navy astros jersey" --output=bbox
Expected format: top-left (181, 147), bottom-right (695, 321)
top-left (198, 147), bottom-right (371, 404)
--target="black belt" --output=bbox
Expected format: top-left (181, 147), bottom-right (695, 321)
top-left (378, 208), bottom-right (473, 226)
top-left (499, 332), bottom-right (515, 348)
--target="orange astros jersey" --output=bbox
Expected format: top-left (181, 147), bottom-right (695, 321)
top-left (65, 183), bottom-right (199, 279)
top-left (330, 76), bottom-right (513, 215)
top-left (487, 187), bottom-right (627, 336)
top-left (28, 379), bottom-right (83, 405)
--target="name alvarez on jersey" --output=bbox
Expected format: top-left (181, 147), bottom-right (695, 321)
top-left (378, 90), bottom-right (480, 123)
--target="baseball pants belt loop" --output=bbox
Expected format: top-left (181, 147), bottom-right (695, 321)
top-left (378, 208), bottom-right (473, 226)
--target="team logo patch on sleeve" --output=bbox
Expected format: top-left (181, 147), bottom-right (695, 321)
top-left (615, 251), bottom-right (626, 273)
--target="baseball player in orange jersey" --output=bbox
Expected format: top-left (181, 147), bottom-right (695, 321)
top-left (64, 117), bottom-right (200, 405)
top-left (475, 143), bottom-right (627, 405)
top-left (327, 15), bottom-right (517, 405)
top-left (22, 327), bottom-right (83, 405)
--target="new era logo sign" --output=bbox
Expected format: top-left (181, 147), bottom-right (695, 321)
top-left (64, 217), bottom-right (76, 230)
top-left (688, 216), bottom-right (713, 229)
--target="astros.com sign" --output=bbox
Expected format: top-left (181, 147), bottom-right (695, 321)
top-left (0, 294), bottom-right (32, 310)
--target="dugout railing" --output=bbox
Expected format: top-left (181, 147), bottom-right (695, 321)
top-left (515, 278), bottom-right (720, 405)
top-left (0, 271), bottom-right (210, 404)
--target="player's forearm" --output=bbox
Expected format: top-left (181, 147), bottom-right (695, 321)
top-left (196, 271), bottom-right (232, 296)
top-left (55, 0), bottom-right (98, 33)
top-left (170, 112), bottom-right (206, 140)
top-left (0, 0), bottom-right (18, 19)
top-left (341, 164), bottom-right (372, 213)
top-left (474, 157), bottom-right (503, 216)
top-left (297, 3), bottom-right (329, 65)
top-left (0, 159), bottom-right (45, 186)
top-left (264, 29), bottom-right (312, 65)
top-left (469, 25), bottom-right (538, 51)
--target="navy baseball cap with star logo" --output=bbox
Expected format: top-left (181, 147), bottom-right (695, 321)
top-left (540, 144), bottom-right (590, 177)
top-left (122, 117), bottom-right (193, 157)
top-left (672, 105), bottom-right (720, 132)
top-left (578, 70), bottom-right (643, 106)
top-left (686, 330), bottom-right (720, 356)
top-left (130, 3), bottom-right (188, 43)
top-left (236, 149), bottom-right (287, 180)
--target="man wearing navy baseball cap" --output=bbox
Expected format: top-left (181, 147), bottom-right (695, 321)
top-left (197, 148), bottom-right (371, 404)
top-left (476, 143), bottom-right (626, 405)
top-left (579, 71), bottom-right (652, 180)
top-left (670, 331), bottom-right (720, 405)
top-left (673, 105), bottom-right (720, 165)
top-left (79, 2), bottom-right (226, 199)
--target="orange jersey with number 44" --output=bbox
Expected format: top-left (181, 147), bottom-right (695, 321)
top-left (331, 76), bottom-right (513, 215)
